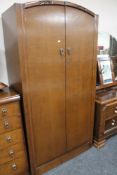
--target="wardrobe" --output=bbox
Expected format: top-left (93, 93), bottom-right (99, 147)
top-left (2, 1), bottom-right (98, 175)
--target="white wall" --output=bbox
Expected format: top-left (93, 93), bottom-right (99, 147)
top-left (0, 0), bottom-right (117, 84)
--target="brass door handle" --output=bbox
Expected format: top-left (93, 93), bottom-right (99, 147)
top-left (67, 48), bottom-right (72, 55)
top-left (4, 120), bottom-right (9, 129)
top-left (60, 48), bottom-right (65, 56)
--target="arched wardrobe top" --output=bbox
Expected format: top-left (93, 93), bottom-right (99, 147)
top-left (21, 1), bottom-right (96, 17)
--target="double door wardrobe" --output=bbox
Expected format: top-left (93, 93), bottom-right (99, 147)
top-left (2, 1), bottom-right (98, 175)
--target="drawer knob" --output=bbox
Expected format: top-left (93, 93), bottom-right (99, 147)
top-left (6, 136), bottom-right (12, 143)
top-left (112, 122), bottom-right (115, 126)
top-left (115, 110), bottom-right (117, 113)
top-left (4, 121), bottom-right (9, 128)
top-left (2, 107), bottom-right (7, 113)
top-left (11, 163), bottom-right (17, 170)
top-left (9, 149), bottom-right (14, 156)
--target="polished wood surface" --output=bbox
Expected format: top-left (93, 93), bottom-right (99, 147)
top-left (0, 143), bottom-right (25, 165)
top-left (24, 1), bottom-right (95, 16)
top-left (66, 6), bottom-right (96, 150)
top-left (96, 82), bottom-right (117, 90)
top-left (94, 88), bottom-right (117, 148)
top-left (24, 5), bottom-right (66, 166)
top-left (0, 102), bottom-right (21, 117)
top-left (0, 115), bottom-right (22, 134)
top-left (0, 129), bottom-right (24, 150)
top-left (0, 156), bottom-right (28, 175)
top-left (96, 88), bottom-right (117, 104)
top-left (0, 101), bottom-right (22, 136)
top-left (0, 88), bottom-right (29, 174)
top-left (2, 5), bottom-right (22, 93)
top-left (37, 142), bottom-right (91, 175)
top-left (0, 88), bottom-right (20, 105)
top-left (95, 55), bottom-right (117, 147)
top-left (2, 2), bottom-right (98, 174)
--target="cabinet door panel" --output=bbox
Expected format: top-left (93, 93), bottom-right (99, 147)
top-left (24, 6), bottom-right (66, 165)
top-left (66, 7), bottom-right (95, 150)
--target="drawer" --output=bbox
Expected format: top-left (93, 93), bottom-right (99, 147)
top-left (0, 155), bottom-right (28, 175)
top-left (105, 116), bottom-right (117, 131)
top-left (0, 142), bottom-right (25, 165)
top-left (0, 102), bottom-right (21, 117)
top-left (0, 115), bottom-right (22, 134)
top-left (0, 129), bottom-right (24, 150)
top-left (103, 102), bottom-right (117, 119)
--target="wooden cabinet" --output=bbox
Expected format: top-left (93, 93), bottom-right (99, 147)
top-left (0, 87), bottom-right (29, 175)
top-left (95, 55), bottom-right (117, 148)
top-left (2, 1), bottom-right (98, 175)
top-left (94, 88), bottom-right (117, 148)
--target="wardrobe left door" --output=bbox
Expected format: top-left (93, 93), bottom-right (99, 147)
top-left (23, 5), bottom-right (66, 166)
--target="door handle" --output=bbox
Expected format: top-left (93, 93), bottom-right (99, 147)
top-left (67, 48), bottom-right (72, 56)
top-left (59, 48), bottom-right (65, 56)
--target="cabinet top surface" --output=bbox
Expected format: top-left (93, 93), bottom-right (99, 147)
top-left (96, 87), bottom-right (117, 104)
top-left (0, 87), bottom-right (20, 104)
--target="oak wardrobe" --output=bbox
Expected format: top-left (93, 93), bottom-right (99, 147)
top-left (2, 1), bottom-right (98, 175)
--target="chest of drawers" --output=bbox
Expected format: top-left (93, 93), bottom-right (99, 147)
top-left (0, 87), bottom-right (29, 175)
top-left (94, 88), bottom-right (117, 148)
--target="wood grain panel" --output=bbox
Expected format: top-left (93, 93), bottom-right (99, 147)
top-left (66, 7), bottom-right (95, 150)
top-left (0, 142), bottom-right (25, 165)
top-left (0, 102), bottom-right (21, 118)
top-left (24, 5), bottom-right (66, 166)
top-left (0, 115), bottom-right (22, 134)
top-left (36, 142), bottom-right (91, 175)
top-left (0, 129), bottom-right (24, 150)
top-left (2, 5), bottom-right (22, 93)
top-left (0, 156), bottom-right (28, 175)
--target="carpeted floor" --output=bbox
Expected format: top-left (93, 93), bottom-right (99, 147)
top-left (43, 135), bottom-right (117, 175)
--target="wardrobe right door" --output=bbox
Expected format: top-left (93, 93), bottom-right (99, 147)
top-left (66, 6), bottom-right (96, 150)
